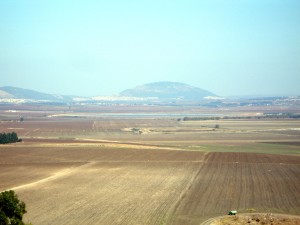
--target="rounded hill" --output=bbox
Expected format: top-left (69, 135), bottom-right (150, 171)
top-left (120, 82), bottom-right (216, 100)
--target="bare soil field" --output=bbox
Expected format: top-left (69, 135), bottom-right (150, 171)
top-left (0, 146), bottom-right (206, 225)
top-left (0, 146), bottom-right (299, 225)
top-left (1, 115), bottom-right (300, 158)
top-left (0, 105), bottom-right (300, 224)
top-left (170, 152), bottom-right (300, 225)
top-left (1, 116), bottom-right (300, 145)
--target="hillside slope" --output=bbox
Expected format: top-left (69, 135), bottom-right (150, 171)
top-left (0, 86), bottom-right (72, 101)
top-left (120, 82), bottom-right (216, 100)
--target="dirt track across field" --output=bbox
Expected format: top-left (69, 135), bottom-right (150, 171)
top-left (1, 113), bottom-right (300, 224)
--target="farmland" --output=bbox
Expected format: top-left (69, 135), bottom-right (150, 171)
top-left (0, 104), bottom-right (299, 224)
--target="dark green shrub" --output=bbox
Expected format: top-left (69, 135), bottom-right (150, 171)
top-left (0, 190), bottom-right (27, 225)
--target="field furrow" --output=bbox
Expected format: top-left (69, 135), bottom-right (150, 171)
top-left (16, 161), bottom-right (202, 225)
top-left (171, 152), bottom-right (300, 225)
top-left (1, 140), bottom-right (299, 225)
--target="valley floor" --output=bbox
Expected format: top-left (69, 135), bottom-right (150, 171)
top-left (0, 106), bottom-right (299, 224)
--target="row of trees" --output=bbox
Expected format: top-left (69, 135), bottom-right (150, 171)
top-left (182, 113), bottom-right (300, 121)
top-left (0, 132), bottom-right (22, 144)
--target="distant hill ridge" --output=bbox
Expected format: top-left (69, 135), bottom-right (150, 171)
top-left (0, 86), bottom-right (72, 101)
top-left (120, 81), bottom-right (216, 100)
top-left (0, 82), bottom-right (216, 102)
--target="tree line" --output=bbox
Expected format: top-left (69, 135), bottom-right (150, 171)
top-left (0, 132), bottom-right (22, 144)
top-left (182, 113), bottom-right (300, 121)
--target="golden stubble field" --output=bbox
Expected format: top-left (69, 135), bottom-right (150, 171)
top-left (0, 106), bottom-right (300, 225)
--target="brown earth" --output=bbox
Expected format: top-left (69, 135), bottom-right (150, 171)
top-left (0, 145), bottom-right (299, 225)
top-left (1, 115), bottom-right (300, 145)
top-left (0, 145), bottom-right (206, 225)
top-left (0, 108), bottom-right (300, 224)
top-left (170, 152), bottom-right (300, 225)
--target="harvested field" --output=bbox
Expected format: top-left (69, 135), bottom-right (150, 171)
top-left (19, 161), bottom-right (200, 225)
top-left (1, 116), bottom-right (300, 145)
top-left (0, 146), bottom-right (206, 225)
top-left (1, 108), bottom-right (300, 225)
top-left (0, 145), bottom-right (299, 225)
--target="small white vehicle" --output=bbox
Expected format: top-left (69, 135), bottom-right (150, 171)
top-left (228, 210), bottom-right (237, 215)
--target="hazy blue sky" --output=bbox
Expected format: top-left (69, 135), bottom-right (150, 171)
top-left (1, 0), bottom-right (299, 96)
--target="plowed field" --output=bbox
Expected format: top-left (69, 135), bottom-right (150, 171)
top-left (1, 145), bottom-right (299, 225)
top-left (0, 146), bottom-right (206, 225)
top-left (171, 152), bottom-right (300, 225)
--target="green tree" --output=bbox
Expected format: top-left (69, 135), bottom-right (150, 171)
top-left (0, 132), bottom-right (21, 144)
top-left (6, 133), bottom-right (12, 143)
top-left (0, 210), bottom-right (8, 225)
top-left (0, 190), bottom-right (27, 225)
top-left (10, 132), bottom-right (18, 143)
top-left (0, 133), bottom-right (8, 144)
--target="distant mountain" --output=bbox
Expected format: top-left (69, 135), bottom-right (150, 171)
top-left (0, 86), bottom-right (73, 102)
top-left (120, 82), bottom-right (216, 101)
top-left (0, 82), bottom-right (216, 103)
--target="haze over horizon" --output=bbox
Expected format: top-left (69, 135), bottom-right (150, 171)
top-left (1, 0), bottom-right (300, 97)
